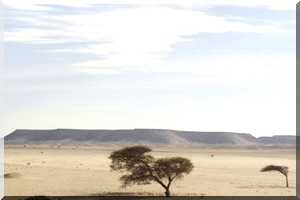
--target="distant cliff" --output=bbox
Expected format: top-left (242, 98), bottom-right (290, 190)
top-left (4, 129), bottom-right (296, 146)
top-left (257, 135), bottom-right (296, 145)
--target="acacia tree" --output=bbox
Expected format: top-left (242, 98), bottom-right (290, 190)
top-left (260, 165), bottom-right (289, 187)
top-left (109, 145), bottom-right (194, 197)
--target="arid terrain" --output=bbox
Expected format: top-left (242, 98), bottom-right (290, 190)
top-left (4, 144), bottom-right (296, 196)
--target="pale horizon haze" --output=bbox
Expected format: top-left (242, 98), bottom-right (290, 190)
top-left (2, 0), bottom-right (297, 138)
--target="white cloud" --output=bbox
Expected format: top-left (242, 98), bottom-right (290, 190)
top-left (2, 0), bottom-right (298, 11)
top-left (3, 1), bottom-right (91, 11)
top-left (41, 6), bottom-right (292, 74)
top-left (4, 6), bottom-right (287, 74)
top-left (4, 5), bottom-right (295, 75)
top-left (4, 28), bottom-right (79, 44)
top-left (3, 3), bottom-right (52, 11)
top-left (171, 0), bottom-right (298, 11)
top-left (6, 6), bottom-right (291, 44)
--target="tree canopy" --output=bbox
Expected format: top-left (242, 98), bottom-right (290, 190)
top-left (109, 145), bottom-right (194, 197)
top-left (261, 165), bottom-right (289, 187)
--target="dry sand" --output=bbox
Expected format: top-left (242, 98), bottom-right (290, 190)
top-left (4, 144), bottom-right (296, 196)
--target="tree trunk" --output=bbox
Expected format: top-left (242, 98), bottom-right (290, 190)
top-left (165, 188), bottom-right (171, 197)
top-left (286, 175), bottom-right (289, 187)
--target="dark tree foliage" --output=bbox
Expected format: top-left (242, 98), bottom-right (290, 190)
top-left (261, 165), bottom-right (289, 187)
top-left (109, 145), bottom-right (194, 197)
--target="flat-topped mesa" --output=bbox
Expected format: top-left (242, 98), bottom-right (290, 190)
top-left (4, 129), bottom-right (296, 146)
top-left (258, 135), bottom-right (296, 145)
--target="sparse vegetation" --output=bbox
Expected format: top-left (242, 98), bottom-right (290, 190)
top-left (260, 165), bottom-right (289, 187)
top-left (109, 145), bottom-right (194, 197)
top-left (4, 173), bottom-right (12, 178)
top-left (3, 172), bottom-right (21, 179)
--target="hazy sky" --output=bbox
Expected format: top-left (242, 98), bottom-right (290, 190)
top-left (2, 1), bottom-right (296, 137)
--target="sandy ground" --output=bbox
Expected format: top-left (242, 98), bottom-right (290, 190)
top-left (4, 144), bottom-right (296, 196)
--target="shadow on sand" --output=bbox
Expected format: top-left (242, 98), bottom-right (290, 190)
top-left (2, 196), bottom-right (299, 200)
top-left (237, 185), bottom-right (296, 189)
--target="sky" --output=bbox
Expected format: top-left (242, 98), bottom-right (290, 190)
top-left (2, 0), bottom-right (297, 137)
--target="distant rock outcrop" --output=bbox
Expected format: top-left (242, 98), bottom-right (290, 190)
top-left (257, 135), bottom-right (296, 145)
top-left (4, 129), bottom-right (295, 146)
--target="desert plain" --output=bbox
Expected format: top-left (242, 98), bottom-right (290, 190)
top-left (4, 144), bottom-right (296, 196)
